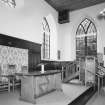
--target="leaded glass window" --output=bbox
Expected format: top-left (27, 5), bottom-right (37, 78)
top-left (76, 18), bottom-right (97, 60)
top-left (42, 17), bottom-right (50, 59)
top-left (0, 0), bottom-right (16, 8)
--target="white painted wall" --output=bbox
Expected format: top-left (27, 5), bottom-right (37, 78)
top-left (0, 0), bottom-right (58, 60)
top-left (58, 3), bottom-right (105, 63)
top-left (1, 0), bottom-right (105, 63)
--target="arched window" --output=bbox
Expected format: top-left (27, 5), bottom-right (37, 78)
top-left (76, 18), bottom-right (97, 60)
top-left (42, 17), bottom-right (50, 59)
top-left (0, 0), bottom-right (16, 8)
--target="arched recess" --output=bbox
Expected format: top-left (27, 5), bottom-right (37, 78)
top-left (76, 18), bottom-right (97, 60)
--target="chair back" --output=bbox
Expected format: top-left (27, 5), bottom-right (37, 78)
top-left (21, 66), bottom-right (28, 73)
top-left (8, 64), bottom-right (16, 75)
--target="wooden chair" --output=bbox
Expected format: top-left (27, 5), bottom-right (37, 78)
top-left (0, 75), bottom-right (10, 92)
top-left (21, 66), bottom-right (28, 73)
top-left (0, 65), bottom-right (10, 92)
top-left (8, 64), bottom-right (20, 92)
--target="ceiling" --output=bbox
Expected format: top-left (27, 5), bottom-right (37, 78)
top-left (45, 0), bottom-right (105, 11)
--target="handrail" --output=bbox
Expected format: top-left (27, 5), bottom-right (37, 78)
top-left (87, 70), bottom-right (96, 76)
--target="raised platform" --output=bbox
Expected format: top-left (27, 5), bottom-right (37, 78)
top-left (35, 83), bottom-right (91, 105)
top-left (0, 83), bottom-right (96, 105)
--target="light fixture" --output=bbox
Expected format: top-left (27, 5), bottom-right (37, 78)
top-left (100, 8), bottom-right (105, 17)
top-left (0, 0), bottom-right (16, 8)
top-left (97, 8), bottom-right (105, 20)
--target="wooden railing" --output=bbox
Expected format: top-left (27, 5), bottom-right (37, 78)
top-left (61, 61), bottom-right (79, 82)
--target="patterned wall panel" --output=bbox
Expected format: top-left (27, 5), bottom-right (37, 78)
top-left (0, 45), bottom-right (28, 81)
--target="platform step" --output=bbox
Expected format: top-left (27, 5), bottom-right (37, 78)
top-left (68, 86), bottom-right (96, 105)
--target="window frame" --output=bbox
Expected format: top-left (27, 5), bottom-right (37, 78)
top-left (42, 17), bottom-right (50, 60)
top-left (76, 18), bottom-right (97, 60)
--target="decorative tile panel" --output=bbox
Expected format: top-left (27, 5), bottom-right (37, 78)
top-left (0, 45), bottom-right (28, 81)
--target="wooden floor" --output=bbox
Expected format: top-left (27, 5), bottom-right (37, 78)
top-left (0, 83), bottom-right (89, 105)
